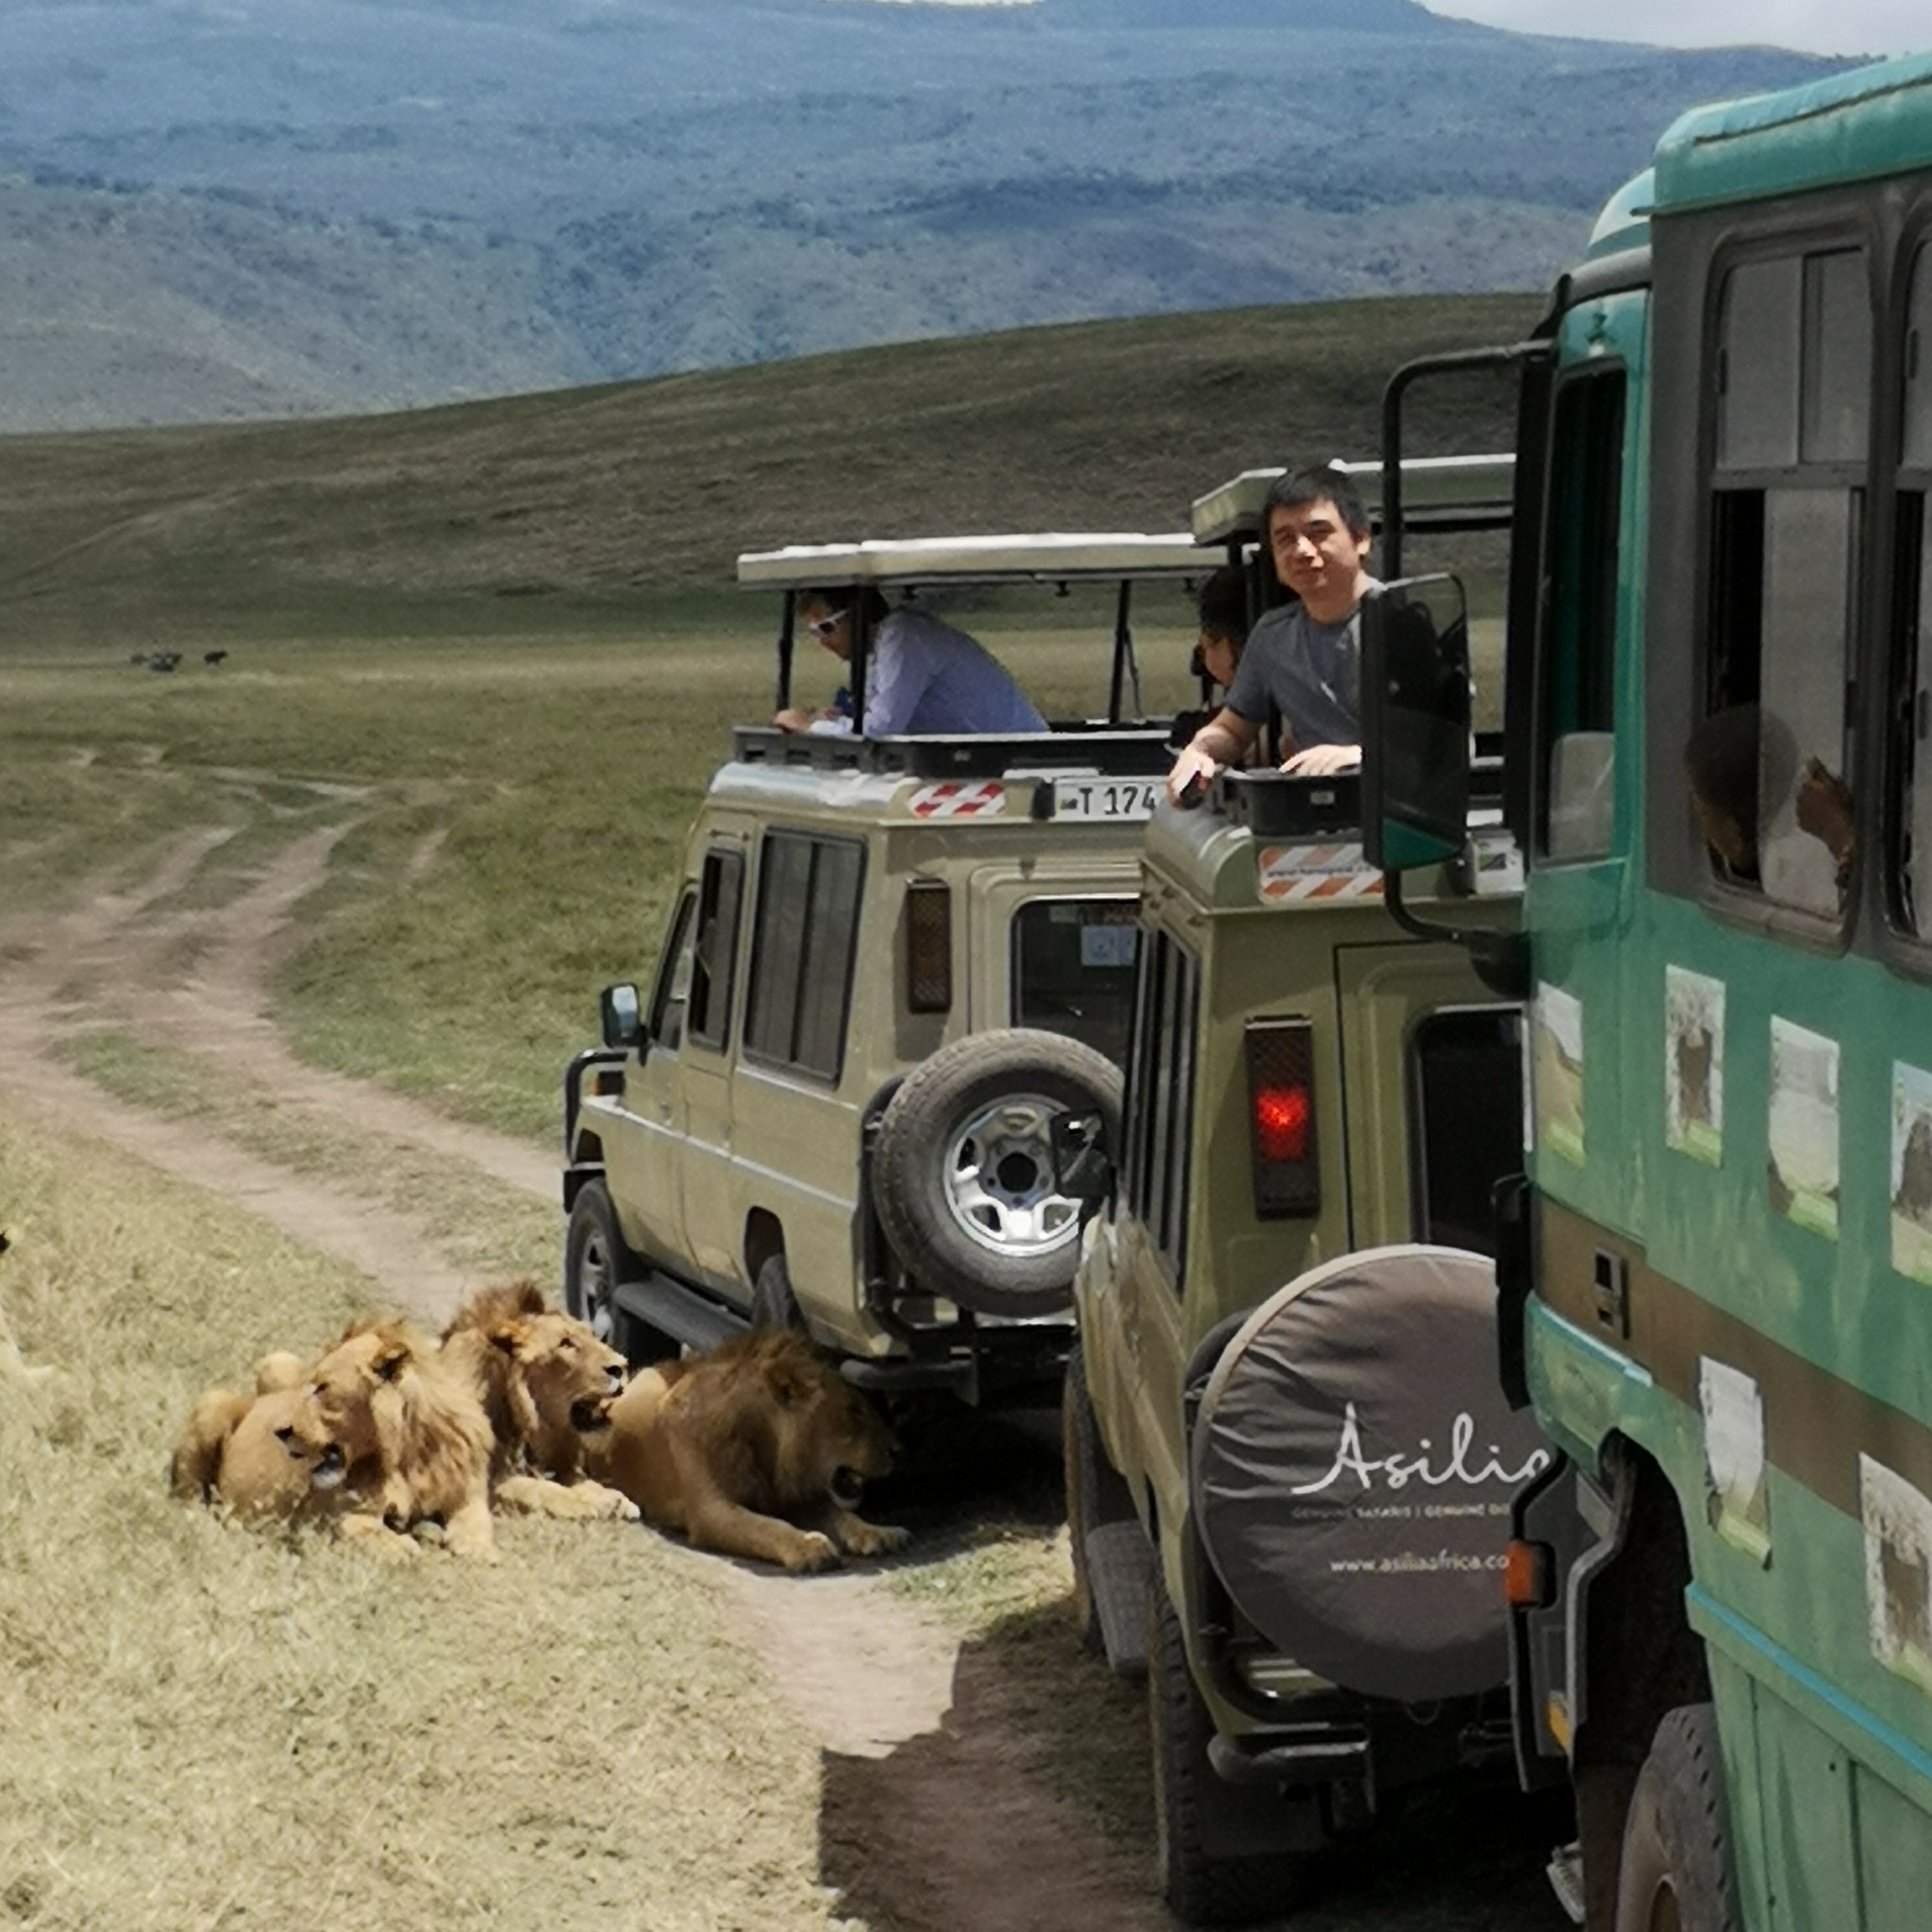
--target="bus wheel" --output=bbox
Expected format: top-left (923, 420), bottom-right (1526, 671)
top-left (1150, 1592), bottom-right (1311, 1926)
top-left (1613, 1704), bottom-right (1739, 1932)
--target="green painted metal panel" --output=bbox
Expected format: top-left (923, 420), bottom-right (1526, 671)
top-left (1653, 53), bottom-right (1932, 215)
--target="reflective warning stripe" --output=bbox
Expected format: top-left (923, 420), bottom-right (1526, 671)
top-left (908, 781), bottom-right (1008, 819)
top-left (1257, 842), bottom-right (1384, 903)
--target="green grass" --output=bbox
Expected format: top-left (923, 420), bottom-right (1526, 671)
top-left (0, 292), bottom-right (1538, 654)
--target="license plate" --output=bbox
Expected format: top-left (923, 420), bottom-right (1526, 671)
top-left (1051, 778), bottom-right (1159, 821)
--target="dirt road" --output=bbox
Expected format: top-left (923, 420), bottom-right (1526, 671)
top-left (0, 783), bottom-right (1566, 1931)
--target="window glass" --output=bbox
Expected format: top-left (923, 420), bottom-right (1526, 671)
top-left (1162, 947), bottom-right (1199, 1286)
top-left (1719, 257), bottom-right (1802, 472)
top-left (744, 834), bottom-right (812, 1063)
top-left (1123, 930), bottom-right (1162, 1219)
top-left (1540, 369), bottom-right (1626, 861)
top-left (648, 892), bottom-right (696, 1054)
top-left (1903, 500), bottom-right (1932, 935)
top-left (1011, 898), bottom-right (1140, 1069)
top-left (1692, 246), bottom-right (1866, 922)
top-left (689, 848), bottom-right (744, 1051)
top-left (744, 832), bottom-right (864, 1078)
top-left (1802, 250), bottom-right (1871, 464)
top-left (794, 841), bottom-right (863, 1080)
top-left (1408, 1008), bottom-right (1523, 1255)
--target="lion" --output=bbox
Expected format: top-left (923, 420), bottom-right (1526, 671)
top-left (169, 1352), bottom-right (374, 1528)
top-left (0, 1226), bottom-right (53, 1391)
top-left (584, 1328), bottom-right (907, 1573)
top-left (440, 1281), bottom-right (638, 1523)
top-left (301, 1317), bottom-right (497, 1560)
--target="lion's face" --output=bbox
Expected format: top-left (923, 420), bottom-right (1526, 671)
top-left (765, 1348), bottom-right (896, 1509)
top-left (516, 1312), bottom-right (627, 1436)
top-left (306, 1323), bottom-right (423, 1465)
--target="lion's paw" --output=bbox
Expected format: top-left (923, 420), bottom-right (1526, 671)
top-left (840, 1519), bottom-right (910, 1558)
top-left (783, 1530), bottom-right (841, 1574)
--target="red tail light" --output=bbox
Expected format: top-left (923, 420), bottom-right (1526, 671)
top-left (905, 879), bottom-right (953, 1014)
top-left (1246, 1019), bottom-right (1320, 1217)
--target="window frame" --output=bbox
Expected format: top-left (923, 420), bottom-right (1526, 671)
top-left (688, 845), bottom-right (746, 1054)
top-left (646, 889), bottom-right (698, 1056)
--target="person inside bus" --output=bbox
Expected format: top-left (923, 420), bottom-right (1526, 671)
top-left (1166, 463), bottom-right (1374, 804)
top-left (774, 586), bottom-right (1045, 737)
top-left (1684, 704), bottom-right (1762, 883)
top-left (1169, 565), bottom-right (1265, 754)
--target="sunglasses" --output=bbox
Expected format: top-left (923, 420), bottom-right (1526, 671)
top-left (806, 609), bottom-right (849, 640)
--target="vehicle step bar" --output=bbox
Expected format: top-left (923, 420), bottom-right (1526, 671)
top-left (1209, 1730), bottom-right (1371, 1786)
top-left (614, 1275), bottom-right (745, 1354)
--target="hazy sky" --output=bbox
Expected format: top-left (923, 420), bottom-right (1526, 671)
top-left (1426, 2), bottom-right (1925, 58)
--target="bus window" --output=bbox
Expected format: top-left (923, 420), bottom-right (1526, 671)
top-left (1695, 247), bottom-right (1868, 919)
top-left (1540, 369), bottom-right (1625, 861)
top-left (1895, 242), bottom-right (1932, 936)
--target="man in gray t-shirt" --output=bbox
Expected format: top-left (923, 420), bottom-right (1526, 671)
top-left (1168, 465), bottom-right (1376, 804)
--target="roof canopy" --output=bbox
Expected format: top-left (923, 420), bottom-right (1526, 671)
top-left (737, 531), bottom-right (1215, 589)
top-left (1190, 453), bottom-right (1514, 547)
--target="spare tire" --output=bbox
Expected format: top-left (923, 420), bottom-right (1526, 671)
top-left (872, 1027), bottom-right (1123, 1317)
top-left (1190, 1243), bottom-right (1552, 1704)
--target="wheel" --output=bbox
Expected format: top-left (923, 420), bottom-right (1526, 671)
top-left (1150, 1592), bottom-right (1312, 1926)
top-left (1613, 1704), bottom-right (1739, 1932)
top-left (1063, 1342), bottom-right (1144, 1668)
top-left (563, 1178), bottom-right (675, 1365)
top-left (751, 1252), bottom-right (806, 1332)
top-left (872, 1027), bottom-right (1123, 1317)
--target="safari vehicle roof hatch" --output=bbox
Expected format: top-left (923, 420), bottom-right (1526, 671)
top-left (737, 528), bottom-right (1220, 747)
top-left (1190, 453), bottom-right (1515, 552)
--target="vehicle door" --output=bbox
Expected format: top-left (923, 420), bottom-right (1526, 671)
top-left (678, 839), bottom-right (750, 1297)
top-left (597, 888), bottom-right (696, 1267)
top-left (966, 865), bottom-right (1142, 1070)
top-left (1332, 941), bottom-right (1523, 1254)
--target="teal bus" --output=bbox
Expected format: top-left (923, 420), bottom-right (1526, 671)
top-left (1358, 50), bottom-right (1932, 1932)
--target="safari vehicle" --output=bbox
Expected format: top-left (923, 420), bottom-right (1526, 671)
top-left (561, 530), bottom-right (1221, 1407)
top-left (1351, 52), bottom-right (1932, 1932)
top-left (1061, 458), bottom-right (1536, 1925)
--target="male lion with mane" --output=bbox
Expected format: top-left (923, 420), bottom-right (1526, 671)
top-left (301, 1317), bottom-right (497, 1560)
top-left (586, 1328), bottom-right (907, 1573)
top-left (440, 1279), bottom-right (639, 1522)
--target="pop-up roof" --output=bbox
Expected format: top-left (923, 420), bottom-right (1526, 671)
top-left (737, 531), bottom-right (1215, 588)
top-left (1190, 454), bottom-right (1514, 549)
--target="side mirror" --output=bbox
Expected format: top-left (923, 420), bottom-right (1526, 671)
top-left (1052, 1108), bottom-right (1115, 1209)
top-left (1360, 575), bottom-right (1473, 875)
top-left (599, 982), bottom-right (643, 1052)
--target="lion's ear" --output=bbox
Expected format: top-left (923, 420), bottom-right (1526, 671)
top-left (489, 1319), bottom-right (529, 1357)
top-left (373, 1341), bottom-right (410, 1382)
top-left (766, 1357), bottom-right (815, 1408)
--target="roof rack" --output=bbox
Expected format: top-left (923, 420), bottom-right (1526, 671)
top-left (737, 531), bottom-right (1216, 589)
top-left (731, 723), bottom-right (1174, 781)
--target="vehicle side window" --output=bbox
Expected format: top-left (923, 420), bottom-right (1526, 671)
top-left (743, 831), bottom-right (866, 1081)
top-left (648, 890), bottom-right (697, 1054)
top-left (689, 846), bottom-right (745, 1052)
top-left (1407, 1007), bottom-right (1524, 1255)
top-left (1693, 246), bottom-right (1868, 921)
top-left (1539, 368), bottom-right (1626, 861)
top-left (1891, 243), bottom-right (1932, 939)
top-left (1119, 926), bottom-right (1199, 1291)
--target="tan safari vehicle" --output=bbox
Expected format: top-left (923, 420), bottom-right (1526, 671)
top-left (561, 530), bottom-right (1224, 1407)
top-left (1059, 455), bottom-right (1545, 1924)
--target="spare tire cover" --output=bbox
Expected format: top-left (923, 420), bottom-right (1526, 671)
top-left (1190, 1243), bottom-right (1551, 1704)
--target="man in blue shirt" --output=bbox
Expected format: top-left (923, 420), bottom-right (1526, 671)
top-left (774, 587), bottom-right (1046, 737)
top-left (1166, 465), bottom-right (1376, 804)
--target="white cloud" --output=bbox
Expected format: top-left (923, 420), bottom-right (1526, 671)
top-left (1424, 1), bottom-right (1926, 58)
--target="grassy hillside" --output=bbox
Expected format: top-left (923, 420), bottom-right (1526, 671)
top-left (0, 291), bottom-right (1537, 653)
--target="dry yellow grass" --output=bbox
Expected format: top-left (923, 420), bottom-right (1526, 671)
top-left (0, 1106), bottom-right (847, 1932)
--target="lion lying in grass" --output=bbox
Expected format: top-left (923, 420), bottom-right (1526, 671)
top-left (169, 1351), bottom-right (363, 1523)
top-left (441, 1280), bottom-right (638, 1523)
top-left (585, 1328), bottom-right (907, 1573)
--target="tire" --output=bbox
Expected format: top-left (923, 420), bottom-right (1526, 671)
top-left (751, 1252), bottom-right (807, 1332)
top-left (872, 1027), bottom-right (1123, 1317)
top-left (563, 1178), bottom-right (676, 1365)
top-left (1150, 1592), bottom-right (1312, 1927)
top-left (1063, 1342), bottom-right (1137, 1658)
top-left (1613, 1704), bottom-right (1739, 1932)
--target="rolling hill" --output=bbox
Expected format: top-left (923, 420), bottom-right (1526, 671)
top-left (0, 0), bottom-right (1838, 430)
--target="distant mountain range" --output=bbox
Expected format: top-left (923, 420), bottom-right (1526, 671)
top-left (0, 0), bottom-right (1843, 431)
